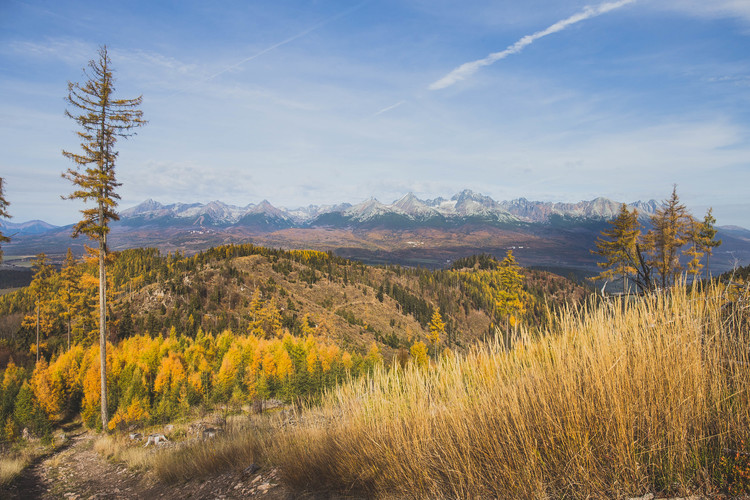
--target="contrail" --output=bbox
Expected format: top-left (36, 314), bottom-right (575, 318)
top-left (428, 0), bottom-right (636, 91)
top-left (373, 100), bottom-right (406, 117)
top-left (173, 1), bottom-right (369, 96)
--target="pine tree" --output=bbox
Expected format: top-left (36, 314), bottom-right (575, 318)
top-left (62, 45), bottom-right (146, 429)
top-left (0, 177), bottom-right (10, 263)
top-left (592, 204), bottom-right (641, 292)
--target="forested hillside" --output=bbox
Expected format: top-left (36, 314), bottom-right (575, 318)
top-left (0, 244), bottom-right (588, 437)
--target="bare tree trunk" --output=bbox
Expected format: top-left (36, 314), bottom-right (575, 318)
top-left (99, 215), bottom-right (108, 430)
top-left (36, 304), bottom-right (40, 363)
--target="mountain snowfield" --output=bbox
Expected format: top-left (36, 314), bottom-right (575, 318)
top-left (117, 189), bottom-right (659, 228)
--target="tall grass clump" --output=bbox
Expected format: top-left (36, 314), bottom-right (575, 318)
top-left (152, 417), bottom-right (274, 483)
top-left (0, 452), bottom-right (29, 486)
top-left (272, 282), bottom-right (750, 498)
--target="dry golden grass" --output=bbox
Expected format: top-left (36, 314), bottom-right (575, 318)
top-left (92, 434), bottom-right (118, 457)
top-left (268, 282), bottom-right (749, 498)
top-left (152, 417), bottom-right (273, 483)
top-left (94, 432), bottom-right (163, 470)
top-left (0, 443), bottom-right (46, 486)
top-left (147, 282), bottom-right (749, 497)
top-left (0, 453), bottom-right (28, 486)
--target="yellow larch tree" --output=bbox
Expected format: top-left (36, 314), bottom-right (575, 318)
top-left (427, 308), bottom-right (445, 355)
top-left (644, 187), bottom-right (694, 289)
top-left (592, 203), bottom-right (641, 291)
top-left (410, 340), bottom-right (429, 368)
top-left (62, 46), bottom-right (146, 429)
top-left (495, 250), bottom-right (527, 329)
top-left (31, 358), bottom-right (65, 420)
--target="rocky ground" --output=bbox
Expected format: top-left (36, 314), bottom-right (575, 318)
top-left (2, 424), bottom-right (745, 499)
top-left (1, 426), bottom-right (293, 500)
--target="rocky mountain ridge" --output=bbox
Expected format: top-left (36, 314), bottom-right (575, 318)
top-left (2, 189), bottom-right (749, 278)
top-left (115, 190), bottom-right (659, 230)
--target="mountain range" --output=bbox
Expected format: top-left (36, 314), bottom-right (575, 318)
top-left (115, 190), bottom-right (660, 230)
top-left (2, 190), bottom-right (748, 276)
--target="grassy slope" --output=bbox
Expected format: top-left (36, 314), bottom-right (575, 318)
top-left (157, 283), bottom-right (750, 498)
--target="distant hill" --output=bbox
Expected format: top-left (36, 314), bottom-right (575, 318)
top-left (4, 190), bottom-right (749, 275)
top-left (0, 219), bottom-right (59, 235)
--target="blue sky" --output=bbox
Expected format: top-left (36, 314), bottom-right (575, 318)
top-left (1, 0), bottom-right (749, 227)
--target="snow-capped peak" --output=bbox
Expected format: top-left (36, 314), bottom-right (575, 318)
top-left (392, 193), bottom-right (439, 218)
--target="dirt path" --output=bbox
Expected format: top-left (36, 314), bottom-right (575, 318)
top-left (2, 428), bottom-right (291, 499)
top-left (3, 429), bottom-right (149, 499)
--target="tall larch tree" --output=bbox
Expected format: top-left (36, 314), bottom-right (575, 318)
top-left (0, 177), bottom-right (10, 262)
top-left (644, 186), bottom-right (694, 289)
top-left (592, 203), bottom-right (641, 292)
top-left (62, 45), bottom-right (146, 429)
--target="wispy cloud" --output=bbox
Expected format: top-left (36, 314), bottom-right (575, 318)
top-left (6, 38), bottom-right (94, 66)
top-left (172, 1), bottom-right (370, 96)
top-left (373, 100), bottom-right (406, 117)
top-left (657, 0), bottom-right (750, 23)
top-left (428, 0), bottom-right (637, 91)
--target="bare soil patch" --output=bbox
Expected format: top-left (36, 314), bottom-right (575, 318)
top-left (2, 426), bottom-right (292, 499)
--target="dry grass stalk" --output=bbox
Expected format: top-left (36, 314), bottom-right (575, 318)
top-left (270, 283), bottom-right (749, 498)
